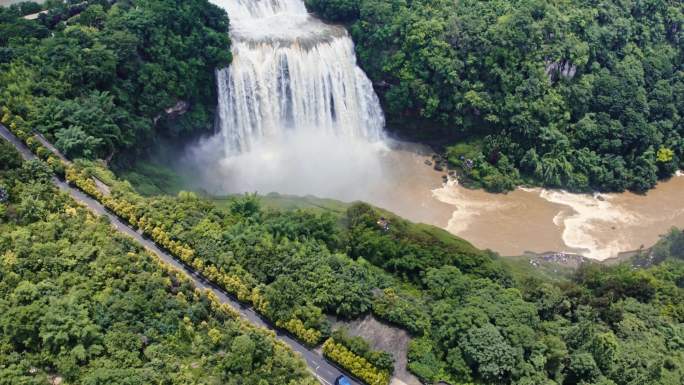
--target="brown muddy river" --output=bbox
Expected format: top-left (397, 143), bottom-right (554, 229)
top-left (365, 144), bottom-right (684, 261)
top-left (185, 137), bottom-right (683, 261)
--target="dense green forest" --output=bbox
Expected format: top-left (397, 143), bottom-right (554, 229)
top-left (0, 140), bottom-right (316, 384)
top-left (59, 158), bottom-right (683, 385)
top-left (2, 1), bottom-right (683, 384)
top-left (0, 0), bottom-right (231, 160)
top-left (306, 0), bottom-right (684, 192)
top-left (3, 108), bottom-right (683, 383)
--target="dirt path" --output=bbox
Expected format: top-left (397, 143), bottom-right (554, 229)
top-left (331, 314), bottom-right (422, 385)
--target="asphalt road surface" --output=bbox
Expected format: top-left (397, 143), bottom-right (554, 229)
top-left (0, 124), bottom-right (359, 385)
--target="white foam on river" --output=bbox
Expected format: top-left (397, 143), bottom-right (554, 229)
top-left (433, 173), bottom-right (684, 260)
top-left (537, 190), bottom-right (638, 260)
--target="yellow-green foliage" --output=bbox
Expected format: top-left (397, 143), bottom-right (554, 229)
top-left (322, 339), bottom-right (391, 385)
top-left (204, 289), bottom-right (241, 320)
top-left (1, 107), bottom-right (66, 176)
top-left (0, 160), bottom-right (318, 384)
top-left (8, 130), bottom-right (328, 350)
top-left (252, 286), bottom-right (269, 314)
top-left (1, 107), bottom-right (10, 124)
top-left (657, 147), bottom-right (675, 163)
top-left (277, 318), bottom-right (323, 347)
top-left (220, 271), bottom-right (253, 302)
top-left (65, 166), bottom-right (103, 201)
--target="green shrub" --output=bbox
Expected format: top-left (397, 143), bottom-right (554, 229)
top-left (322, 338), bottom-right (390, 385)
top-left (331, 329), bottom-right (394, 372)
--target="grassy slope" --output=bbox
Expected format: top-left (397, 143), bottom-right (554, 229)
top-left (117, 157), bottom-right (574, 283)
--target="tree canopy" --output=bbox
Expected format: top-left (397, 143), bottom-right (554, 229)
top-left (0, 141), bottom-right (316, 384)
top-left (307, 0), bottom-right (684, 192)
top-left (0, 0), bottom-right (231, 160)
top-left (65, 159), bottom-right (683, 385)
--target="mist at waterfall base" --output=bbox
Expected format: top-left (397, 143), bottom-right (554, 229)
top-left (179, 0), bottom-right (399, 202)
top-left (183, 129), bottom-right (396, 202)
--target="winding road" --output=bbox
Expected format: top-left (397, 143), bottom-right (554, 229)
top-left (0, 123), bottom-right (358, 385)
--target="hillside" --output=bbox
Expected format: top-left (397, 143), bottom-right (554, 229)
top-left (307, 0), bottom-right (684, 193)
top-left (0, 139), bottom-right (316, 384)
top-left (0, 0), bottom-right (231, 160)
top-left (23, 151), bottom-right (683, 385)
top-left (1, 1), bottom-right (683, 384)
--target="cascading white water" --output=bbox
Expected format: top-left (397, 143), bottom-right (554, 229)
top-left (181, 0), bottom-right (392, 201)
top-left (211, 0), bottom-right (385, 154)
top-left (219, 0), bottom-right (306, 19)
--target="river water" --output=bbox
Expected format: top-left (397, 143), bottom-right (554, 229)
top-left (312, 145), bottom-right (684, 261)
top-left (379, 143), bottom-right (684, 262)
top-left (431, 171), bottom-right (684, 260)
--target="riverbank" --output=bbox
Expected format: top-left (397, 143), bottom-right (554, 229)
top-left (119, 133), bottom-right (684, 263)
top-left (383, 114), bottom-right (684, 261)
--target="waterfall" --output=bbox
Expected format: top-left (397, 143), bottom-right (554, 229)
top-left (211, 0), bottom-right (385, 154)
top-left (216, 0), bottom-right (307, 20)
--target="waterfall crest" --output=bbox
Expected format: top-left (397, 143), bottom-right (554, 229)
top-left (217, 0), bottom-right (306, 20)
top-left (212, 0), bottom-right (385, 154)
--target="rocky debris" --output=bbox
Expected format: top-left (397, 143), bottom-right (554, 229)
top-left (23, 10), bottom-right (49, 21)
top-left (424, 159), bottom-right (433, 166)
top-left (377, 217), bottom-right (390, 232)
top-left (165, 100), bottom-right (190, 116)
top-left (529, 252), bottom-right (587, 269)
